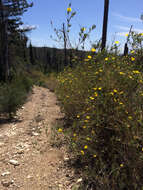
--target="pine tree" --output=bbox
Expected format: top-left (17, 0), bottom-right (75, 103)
top-left (29, 42), bottom-right (35, 65)
top-left (0, 0), bottom-right (33, 81)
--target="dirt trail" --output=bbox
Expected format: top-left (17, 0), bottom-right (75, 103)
top-left (0, 86), bottom-right (76, 190)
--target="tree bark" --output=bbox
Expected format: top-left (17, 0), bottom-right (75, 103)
top-left (0, 0), bottom-right (9, 81)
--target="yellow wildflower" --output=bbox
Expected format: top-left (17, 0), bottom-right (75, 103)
top-left (91, 48), bottom-right (96, 52)
top-left (94, 92), bottom-right (98, 97)
top-left (131, 50), bottom-right (135, 54)
top-left (120, 163), bottom-right (124, 167)
top-left (133, 70), bottom-right (140, 74)
top-left (93, 154), bottom-right (97, 158)
top-left (73, 133), bottom-right (77, 137)
top-left (86, 137), bottom-right (91, 141)
top-left (84, 59), bottom-right (89, 62)
top-left (84, 120), bottom-right (88, 123)
top-left (93, 87), bottom-right (97, 90)
top-left (131, 57), bottom-right (135, 61)
top-left (77, 115), bottom-right (80, 118)
top-left (81, 27), bottom-right (86, 32)
top-left (81, 150), bottom-right (85, 155)
top-left (115, 41), bottom-right (119, 44)
top-left (83, 126), bottom-right (87, 129)
top-left (113, 89), bottom-right (118, 93)
top-left (129, 75), bottom-right (133, 79)
top-left (67, 7), bottom-right (72, 12)
top-left (86, 116), bottom-right (90, 119)
top-left (125, 33), bottom-right (129, 37)
top-left (119, 72), bottom-right (125, 75)
top-left (58, 128), bottom-right (63, 132)
top-left (109, 92), bottom-right (114, 95)
top-left (98, 87), bottom-right (102, 90)
top-left (128, 116), bottom-right (132, 120)
top-left (88, 55), bottom-right (92, 59)
top-left (90, 96), bottom-right (94, 100)
top-left (105, 57), bottom-right (108, 61)
top-left (84, 145), bottom-right (88, 149)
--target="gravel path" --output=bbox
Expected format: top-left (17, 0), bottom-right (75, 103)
top-left (0, 86), bottom-right (77, 190)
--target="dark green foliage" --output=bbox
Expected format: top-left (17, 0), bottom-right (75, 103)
top-left (0, 0), bottom-right (33, 82)
top-left (29, 42), bottom-right (35, 65)
top-left (0, 75), bottom-right (33, 118)
top-left (30, 46), bottom-right (87, 73)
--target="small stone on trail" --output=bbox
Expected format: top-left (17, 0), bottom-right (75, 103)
top-left (77, 178), bottom-right (82, 183)
top-left (32, 132), bottom-right (39, 136)
top-left (64, 157), bottom-right (69, 161)
top-left (17, 149), bottom-right (24, 154)
top-left (27, 175), bottom-right (33, 179)
top-left (1, 179), bottom-right (14, 187)
top-left (9, 159), bottom-right (19, 166)
top-left (1, 171), bottom-right (10, 176)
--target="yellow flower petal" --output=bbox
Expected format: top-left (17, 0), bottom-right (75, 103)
top-left (58, 128), bottom-right (63, 132)
top-left (84, 145), bottom-right (88, 149)
top-left (67, 7), bottom-right (72, 12)
top-left (88, 55), bottom-right (92, 59)
top-left (105, 57), bottom-right (108, 61)
top-left (120, 163), bottom-right (124, 167)
top-left (91, 48), bottom-right (96, 52)
top-left (115, 41), bottom-right (119, 44)
top-left (81, 150), bottom-right (84, 155)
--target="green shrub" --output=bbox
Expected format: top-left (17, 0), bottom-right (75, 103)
top-left (29, 70), bottom-right (58, 91)
top-left (56, 51), bottom-right (143, 189)
top-left (0, 75), bottom-right (33, 118)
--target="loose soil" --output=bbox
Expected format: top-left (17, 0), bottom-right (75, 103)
top-left (0, 86), bottom-right (78, 190)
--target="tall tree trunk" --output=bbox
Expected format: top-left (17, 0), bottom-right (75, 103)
top-left (4, 18), bottom-right (9, 81)
top-left (101, 0), bottom-right (109, 51)
top-left (0, 0), bottom-right (9, 81)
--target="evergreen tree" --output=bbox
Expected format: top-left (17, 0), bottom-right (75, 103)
top-left (29, 42), bottom-right (35, 65)
top-left (0, 0), bottom-right (33, 81)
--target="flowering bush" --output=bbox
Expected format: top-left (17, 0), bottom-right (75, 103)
top-left (56, 49), bottom-right (143, 189)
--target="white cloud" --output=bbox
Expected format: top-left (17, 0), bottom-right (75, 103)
top-left (112, 12), bottom-right (141, 23)
top-left (115, 25), bottom-right (143, 37)
top-left (19, 24), bottom-right (39, 30)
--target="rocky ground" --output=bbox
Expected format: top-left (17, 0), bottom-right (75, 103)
top-left (0, 86), bottom-right (81, 190)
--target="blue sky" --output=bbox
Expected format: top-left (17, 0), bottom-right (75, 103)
top-left (22, 0), bottom-right (143, 50)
